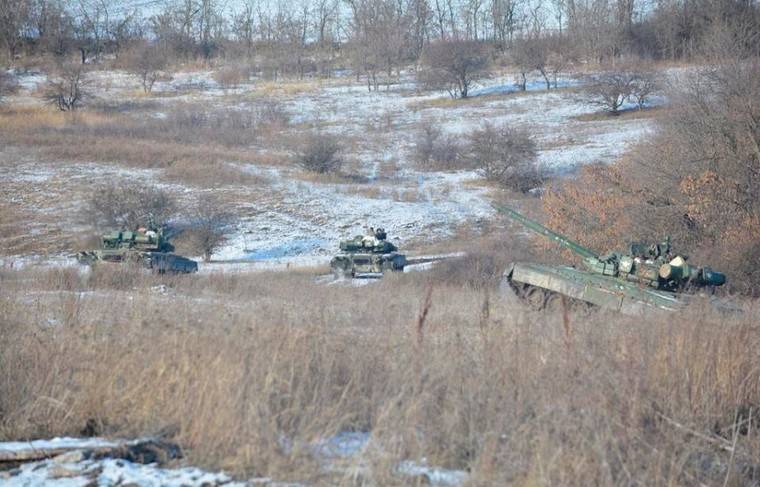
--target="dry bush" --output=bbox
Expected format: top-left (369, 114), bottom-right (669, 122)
top-left (0, 268), bottom-right (758, 484)
top-left (0, 102), bottom-right (290, 186)
top-left (89, 182), bottom-right (177, 230)
top-left (160, 106), bottom-right (261, 147)
top-left (583, 70), bottom-right (636, 114)
top-left (412, 120), bottom-right (465, 171)
top-left (427, 232), bottom-right (535, 290)
top-left (252, 99), bottom-right (290, 128)
top-left (294, 133), bottom-right (342, 174)
top-left (584, 66), bottom-right (661, 114)
top-left (545, 54), bottom-right (760, 294)
top-left (0, 70), bottom-right (19, 103)
top-left (125, 45), bottom-right (172, 93)
top-left (467, 123), bottom-right (543, 192)
top-left (213, 65), bottom-right (248, 91)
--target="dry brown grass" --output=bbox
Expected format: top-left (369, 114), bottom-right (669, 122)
top-left (252, 79), bottom-right (333, 97)
top-left (0, 105), bottom-right (289, 187)
top-left (0, 264), bottom-right (758, 485)
top-left (572, 105), bottom-right (666, 121)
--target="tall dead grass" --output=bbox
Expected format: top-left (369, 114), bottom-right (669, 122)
top-left (0, 266), bottom-right (758, 484)
top-left (0, 104), bottom-right (288, 187)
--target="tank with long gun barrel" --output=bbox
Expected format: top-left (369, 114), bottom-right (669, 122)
top-left (495, 205), bottom-right (726, 314)
top-left (77, 217), bottom-right (198, 274)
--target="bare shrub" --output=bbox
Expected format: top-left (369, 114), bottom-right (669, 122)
top-left (213, 65), bottom-right (248, 92)
top-left (44, 63), bottom-right (89, 111)
top-left (295, 133), bottom-right (342, 174)
top-left (128, 45), bottom-right (171, 93)
top-left (467, 123), bottom-right (542, 192)
top-left (181, 195), bottom-right (235, 261)
top-left (163, 106), bottom-right (261, 146)
top-left (629, 67), bottom-right (661, 109)
top-left (412, 120), bottom-right (464, 170)
top-left (584, 66), bottom-right (660, 114)
top-left (0, 70), bottom-right (19, 103)
top-left (252, 99), bottom-right (290, 128)
top-left (89, 182), bottom-right (177, 230)
top-left (419, 40), bottom-right (490, 98)
top-left (584, 70), bottom-right (636, 115)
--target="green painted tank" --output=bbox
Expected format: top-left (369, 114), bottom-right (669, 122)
top-left (77, 221), bottom-right (198, 274)
top-left (330, 227), bottom-right (406, 278)
top-left (495, 205), bottom-right (727, 314)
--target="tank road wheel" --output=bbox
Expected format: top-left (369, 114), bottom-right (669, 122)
top-left (523, 286), bottom-right (547, 311)
top-left (544, 293), bottom-right (565, 312)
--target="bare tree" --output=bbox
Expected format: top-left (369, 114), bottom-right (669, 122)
top-left (231, 2), bottom-right (256, 58)
top-left (44, 62), bottom-right (89, 111)
top-left (187, 195), bottom-right (234, 261)
top-left (490, 0), bottom-right (521, 49)
top-left (511, 36), bottom-right (542, 90)
top-left (0, 0), bottom-right (30, 60)
top-left (89, 182), bottom-right (177, 230)
top-left (31, 0), bottom-right (75, 57)
top-left (585, 66), bottom-right (659, 114)
top-left (584, 70), bottom-right (636, 114)
top-left (419, 39), bottom-right (490, 98)
top-left (629, 67), bottom-right (660, 109)
top-left (467, 122), bottom-right (542, 192)
top-left (346, 0), bottom-right (413, 91)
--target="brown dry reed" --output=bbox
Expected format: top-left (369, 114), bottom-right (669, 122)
top-left (0, 265), bottom-right (758, 485)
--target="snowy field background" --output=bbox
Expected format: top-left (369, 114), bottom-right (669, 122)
top-left (1, 66), bottom-right (662, 266)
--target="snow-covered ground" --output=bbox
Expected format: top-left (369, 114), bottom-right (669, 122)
top-left (0, 434), bottom-right (467, 486)
top-left (214, 165), bottom-right (492, 261)
top-left (1, 67), bottom-right (661, 263)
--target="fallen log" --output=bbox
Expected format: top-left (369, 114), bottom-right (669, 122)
top-left (0, 437), bottom-right (180, 464)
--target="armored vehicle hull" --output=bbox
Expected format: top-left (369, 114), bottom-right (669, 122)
top-left (145, 252), bottom-right (198, 273)
top-left (77, 222), bottom-right (197, 274)
top-left (77, 249), bottom-right (198, 274)
top-left (330, 227), bottom-right (406, 278)
top-left (502, 262), bottom-right (683, 314)
top-left (330, 252), bottom-right (406, 278)
top-left (495, 205), bottom-right (728, 314)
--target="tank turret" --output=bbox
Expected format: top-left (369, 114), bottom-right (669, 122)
top-left (496, 205), bottom-right (725, 291)
top-left (77, 219), bottom-right (197, 273)
top-left (330, 227), bottom-right (406, 278)
top-left (495, 205), bottom-right (728, 314)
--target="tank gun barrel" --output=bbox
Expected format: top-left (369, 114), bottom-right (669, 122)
top-left (494, 205), bottom-right (600, 261)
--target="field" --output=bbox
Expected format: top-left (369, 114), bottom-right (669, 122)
top-left (1, 63), bottom-right (758, 486)
top-left (0, 67), bottom-right (656, 263)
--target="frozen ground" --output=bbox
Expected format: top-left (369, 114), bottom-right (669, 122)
top-left (1, 434), bottom-right (467, 486)
top-left (2, 67), bottom-right (661, 262)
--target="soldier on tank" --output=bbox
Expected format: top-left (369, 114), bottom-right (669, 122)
top-left (362, 226), bottom-right (379, 248)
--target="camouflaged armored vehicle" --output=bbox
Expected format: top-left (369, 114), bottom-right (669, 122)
top-left (77, 222), bottom-right (198, 273)
top-left (496, 206), bottom-right (726, 314)
top-left (330, 227), bottom-right (406, 278)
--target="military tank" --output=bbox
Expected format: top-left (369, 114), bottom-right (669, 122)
top-left (330, 227), bottom-right (406, 278)
top-left (77, 221), bottom-right (198, 274)
top-left (495, 205), bottom-right (726, 314)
